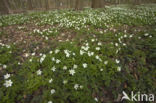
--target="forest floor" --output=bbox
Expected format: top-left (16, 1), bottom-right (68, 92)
top-left (0, 4), bottom-right (156, 103)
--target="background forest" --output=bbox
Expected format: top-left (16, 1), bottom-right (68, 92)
top-left (1, 0), bottom-right (156, 14)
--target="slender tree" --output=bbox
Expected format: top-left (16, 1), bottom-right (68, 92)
top-left (75, 0), bottom-right (83, 10)
top-left (1, 0), bottom-right (12, 14)
top-left (28, 0), bottom-right (33, 10)
top-left (11, 0), bottom-right (18, 10)
top-left (55, 0), bottom-right (60, 9)
top-left (70, 0), bottom-right (74, 8)
top-left (45, 0), bottom-right (49, 10)
top-left (91, 0), bottom-right (101, 8)
top-left (39, 0), bottom-right (42, 8)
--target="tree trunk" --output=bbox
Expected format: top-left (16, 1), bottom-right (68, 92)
top-left (0, 0), bottom-right (12, 14)
top-left (55, 0), bottom-right (60, 9)
top-left (39, 0), bottom-right (42, 8)
top-left (75, 0), bottom-right (83, 10)
top-left (11, 0), bottom-right (17, 10)
top-left (28, 0), bottom-right (33, 10)
top-left (45, 0), bottom-right (49, 10)
top-left (100, 0), bottom-right (105, 8)
top-left (20, 0), bottom-right (25, 11)
top-left (67, 0), bottom-right (72, 9)
top-left (91, 0), bottom-right (103, 8)
top-left (70, 0), bottom-right (74, 8)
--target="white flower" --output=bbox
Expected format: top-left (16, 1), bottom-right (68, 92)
top-left (56, 59), bottom-right (61, 64)
top-left (95, 55), bottom-right (102, 61)
top-left (85, 43), bottom-right (89, 46)
top-left (100, 69), bottom-right (103, 71)
top-left (4, 73), bottom-right (11, 79)
top-left (49, 78), bottom-right (53, 83)
top-left (39, 53), bottom-right (43, 56)
top-left (117, 66), bottom-right (121, 72)
top-left (24, 53), bottom-right (29, 57)
top-left (48, 101), bottom-right (53, 103)
top-left (49, 51), bottom-right (53, 54)
top-left (95, 47), bottom-right (100, 51)
top-left (55, 49), bottom-right (60, 54)
top-left (74, 84), bottom-right (79, 90)
top-left (129, 35), bottom-right (133, 38)
top-left (118, 38), bottom-right (122, 43)
top-left (113, 29), bottom-right (116, 32)
top-left (81, 45), bottom-right (90, 51)
top-left (80, 85), bottom-right (83, 89)
top-left (52, 57), bottom-right (55, 61)
top-left (80, 50), bottom-right (85, 55)
top-left (51, 66), bottom-right (56, 72)
top-left (32, 52), bottom-right (35, 56)
top-left (104, 61), bottom-right (108, 65)
top-left (37, 69), bottom-right (42, 75)
top-left (69, 69), bottom-right (75, 76)
top-left (3, 65), bottom-right (7, 69)
top-left (63, 66), bottom-right (67, 70)
top-left (116, 50), bottom-right (119, 54)
top-left (7, 45), bottom-right (10, 48)
top-left (138, 37), bottom-right (141, 39)
top-left (115, 43), bottom-right (118, 47)
top-left (95, 55), bottom-right (99, 59)
top-left (64, 50), bottom-right (70, 57)
top-left (29, 59), bottom-right (32, 62)
top-left (51, 89), bottom-right (55, 94)
top-left (88, 52), bottom-right (91, 56)
top-left (88, 51), bottom-right (94, 56)
top-left (42, 54), bottom-right (46, 58)
top-left (83, 63), bottom-right (87, 68)
top-left (3, 79), bottom-right (13, 87)
top-left (66, 53), bottom-right (70, 57)
top-left (91, 52), bottom-right (94, 56)
top-left (73, 64), bottom-right (78, 69)
top-left (123, 43), bottom-right (126, 46)
top-left (94, 97), bottom-right (98, 102)
top-left (63, 80), bottom-right (68, 84)
top-left (91, 39), bottom-right (95, 42)
top-left (18, 62), bottom-right (21, 65)
top-left (124, 34), bottom-right (127, 38)
top-left (98, 42), bottom-right (102, 46)
top-left (40, 54), bottom-right (46, 63)
top-left (45, 36), bottom-right (48, 40)
top-left (144, 33), bottom-right (149, 36)
top-left (100, 31), bottom-right (103, 34)
top-left (115, 59), bottom-right (120, 64)
top-left (40, 57), bottom-right (45, 63)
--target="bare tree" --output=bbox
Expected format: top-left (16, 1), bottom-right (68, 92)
top-left (28, 0), bottom-right (33, 10)
top-left (67, 0), bottom-right (71, 9)
top-left (39, 0), bottom-right (42, 8)
top-left (91, 0), bottom-right (101, 8)
top-left (0, 0), bottom-right (12, 14)
top-left (45, 0), bottom-right (49, 10)
top-left (75, 0), bottom-right (83, 10)
top-left (55, 0), bottom-right (60, 9)
top-left (100, 0), bottom-right (106, 8)
top-left (20, 0), bottom-right (26, 11)
top-left (10, 0), bottom-right (18, 10)
top-left (70, 0), bottom-right (74, 9)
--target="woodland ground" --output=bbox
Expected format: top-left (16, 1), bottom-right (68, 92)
top-left (0, 4), bottom-right (156, 103)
